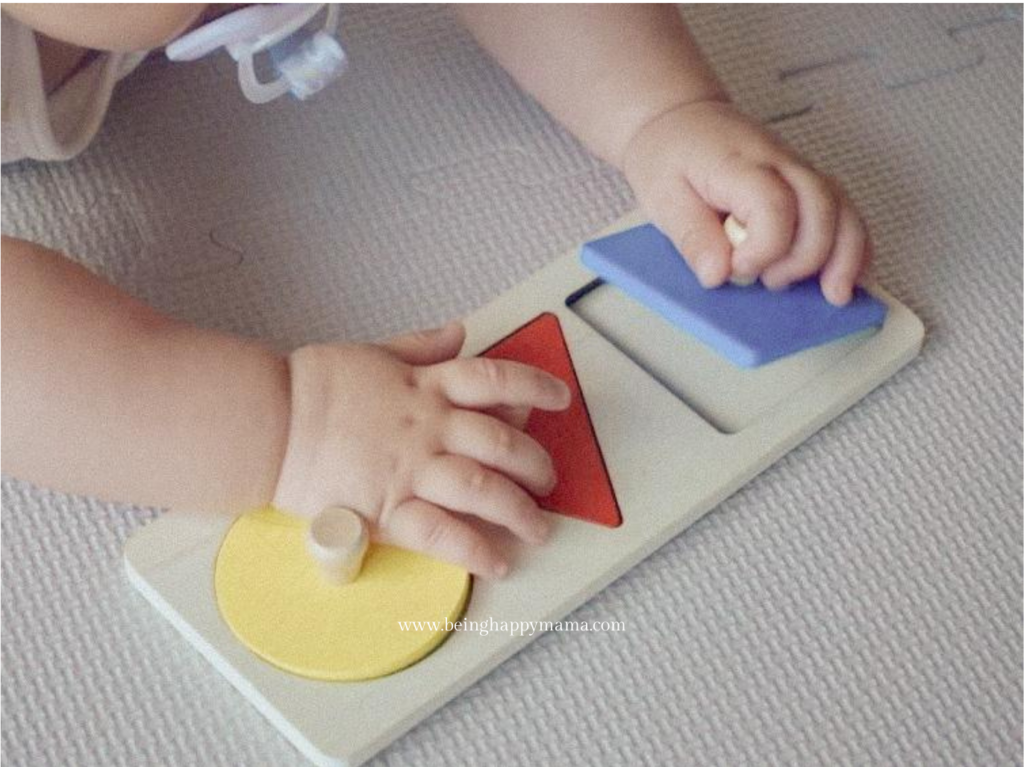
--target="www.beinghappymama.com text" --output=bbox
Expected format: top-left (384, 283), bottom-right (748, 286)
top-left (397, 617), bottom-right (626, 638)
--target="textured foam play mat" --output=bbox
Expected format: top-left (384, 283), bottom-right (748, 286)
top-left (2, 5), bottom-right (1021, 766)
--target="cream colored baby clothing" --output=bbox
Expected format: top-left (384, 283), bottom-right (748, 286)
top-left (1, 11), bottom-right (147, 164)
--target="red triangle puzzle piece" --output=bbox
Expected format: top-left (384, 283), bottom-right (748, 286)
top-left (482, 313), bottom-right (621, 527)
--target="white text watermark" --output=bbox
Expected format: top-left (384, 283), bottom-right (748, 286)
top-left (398, 617), bottom-right (625, 638)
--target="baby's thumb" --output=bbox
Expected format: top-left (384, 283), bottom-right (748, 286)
top-left (381, 321), bottom-right (466, 365)
top-left (651, 185), bottom-right (732, 288)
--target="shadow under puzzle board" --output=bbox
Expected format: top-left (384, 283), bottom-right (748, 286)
top-left (124, 211), bottom-right (924, 767)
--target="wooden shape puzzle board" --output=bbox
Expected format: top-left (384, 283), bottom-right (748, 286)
top-left (125, 212), bottom-right (923, 766)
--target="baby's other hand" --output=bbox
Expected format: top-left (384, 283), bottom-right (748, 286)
top-left (622, 99), bottom-right (871, 305)
top-left (272, 322), bottom-right (570, 579)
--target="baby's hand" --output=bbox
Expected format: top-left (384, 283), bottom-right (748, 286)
top-left (272, 322), bottom-right (570, 579)
top-left (622, 99), bottom-right (871, 305)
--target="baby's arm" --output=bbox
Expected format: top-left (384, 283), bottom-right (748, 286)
top-left (2, 236), bottom-right (566, 577)
top-left (2, 235), bottom-right (290, 512)
top-left (458, 4), bottom-right (870, 305)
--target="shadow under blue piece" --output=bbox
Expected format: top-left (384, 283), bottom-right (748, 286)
top-left (580, 224), bottom-right (888, 368)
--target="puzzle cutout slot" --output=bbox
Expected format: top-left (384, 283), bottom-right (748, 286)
top-left (568, 279), bottom-right (879, 434)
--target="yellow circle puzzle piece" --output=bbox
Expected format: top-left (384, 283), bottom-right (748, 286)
top-left (215, 508), bottom-right (471, 681)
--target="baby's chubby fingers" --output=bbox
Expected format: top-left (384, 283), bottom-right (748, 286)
top-left (716, 163), bottom-right (799, 281)
top-left (414, 454), bottom-right (552, 545)
top-left (642, 179), bottom-right (732, 288)
top-left (379, 321), bottom-right (466, 365)
top-left (761, 166), bottom-right (840, 290)
top-left (417, 357), bottom-right (571, 412)
top-left (487, 404), bottom-right (532, 431)
top-left (377, 497), bottom-right (509, 578)
top-left (820, 198), bottom-right (871, 306)
top-left (442, 410), bottom-right (555, 497)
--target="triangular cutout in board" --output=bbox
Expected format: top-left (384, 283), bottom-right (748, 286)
top-left (482, 313), bottom-right (621, 527)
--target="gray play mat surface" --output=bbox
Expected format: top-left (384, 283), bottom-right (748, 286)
top-left (3, 5), bottom-right (1021, 765)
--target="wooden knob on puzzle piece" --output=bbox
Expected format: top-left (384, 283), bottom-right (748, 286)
top-left (724, 214), bottom-right (756, 286)
top-left (306, 507), bottom-right (369, 585)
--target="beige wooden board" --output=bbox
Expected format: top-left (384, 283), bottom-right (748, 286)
top-left (125, 213), bottom-right (924, 767)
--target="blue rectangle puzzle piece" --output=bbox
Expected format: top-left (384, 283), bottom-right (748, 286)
top-left (580, 224), bottom-right (888, 368)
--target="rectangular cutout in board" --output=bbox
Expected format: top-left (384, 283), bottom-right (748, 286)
top-left (567, 279), bottom-right (879, 434)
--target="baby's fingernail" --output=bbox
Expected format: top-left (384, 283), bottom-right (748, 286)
top-left (825, 284), bottom-right (852, 306)
top-left (551, 379), bottom-right (571, 407)
top-left (729, 273), bottom-right (757, 287)
top-left (692, 256), bottom-right (717, 287)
